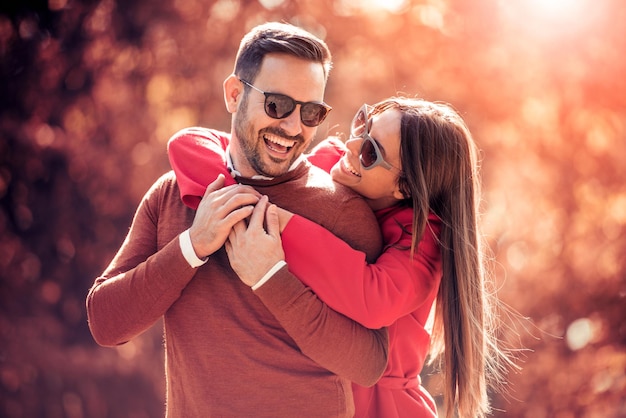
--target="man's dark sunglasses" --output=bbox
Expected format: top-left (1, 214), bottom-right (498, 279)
top-left (352, 104), bottom-right (401, 172)
top-left (239, 78), bottom-right (332, 127)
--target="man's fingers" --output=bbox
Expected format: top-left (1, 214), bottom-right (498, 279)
top-left (222, 205), bottom-right (255, 229)
top-left (204, 174), bottom-right (225, 196)
top-left (266, 204), bottom-right (280, 238)
top-left (226, 220), bottom-right (244, 251)
top-left (199, 188), bottom-right (259, 222)
top-left (231, 219), bottom-right (247, 236)
top-left (224, 239), bottom-right (232, 256)
top-left (206, 185), bottom-right (261, 213)
top-left (249, 196), bottom-right (269, 230)
top-left (223, 192), bottom-right (261, 213)
top-left (219, 183), bottom-right (262, 200)
top-left (202, 178), bottom-right (261, 205)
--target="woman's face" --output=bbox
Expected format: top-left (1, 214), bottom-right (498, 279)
top-left (330, 107), bottom-right (405, 211)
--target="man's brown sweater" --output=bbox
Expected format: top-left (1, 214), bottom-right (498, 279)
top-left (87, 162), bottom-right (386, 417)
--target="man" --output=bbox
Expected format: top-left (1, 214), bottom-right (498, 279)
top-left (86, 22), bottom-right (387, 417)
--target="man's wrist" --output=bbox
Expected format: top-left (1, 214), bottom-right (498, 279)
top-left (251, 261), bottom-right (287, 290)
top-left (179, 229), bottom-right (209, 268)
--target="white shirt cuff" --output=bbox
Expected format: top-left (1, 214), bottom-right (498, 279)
top-left (179, 229), bottom-right (208, 268)
top-left (251, 260), bottom-right (287, 290)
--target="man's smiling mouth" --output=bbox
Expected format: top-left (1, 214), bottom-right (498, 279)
top-left (264, 133), bottom-right (296, 154)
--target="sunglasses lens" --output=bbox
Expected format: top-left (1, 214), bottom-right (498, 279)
top-left (265, 94), bottom-right (296, 119)
top-left (352, 109), bottom-right (367, 137)
top-left (301, 103), bottom-right (329, 127)
top-left (265, 94), bottom-right (328, 127)
top-left (360, 138), bottom-right (379, 168)
top-left (354, 108), bottom-right (377, 168)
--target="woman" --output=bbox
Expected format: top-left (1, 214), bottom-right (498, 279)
top-left (167, 97), bottom-right (508, 417)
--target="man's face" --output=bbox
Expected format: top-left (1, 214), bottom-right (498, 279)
top-left (230, 53), bottom-right (327, 178)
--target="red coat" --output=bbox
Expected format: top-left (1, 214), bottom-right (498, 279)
top-left (169, 130), bottom-right (443, 417)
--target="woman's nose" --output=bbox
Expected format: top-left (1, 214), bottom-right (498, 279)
top-left (345, 136), bottom-right (362, 154)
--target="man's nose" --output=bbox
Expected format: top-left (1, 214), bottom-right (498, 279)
top-left (279, 107), bottom-right (304, 137)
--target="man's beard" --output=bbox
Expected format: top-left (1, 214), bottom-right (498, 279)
top-left (233, 104), bottom-right (306, 178)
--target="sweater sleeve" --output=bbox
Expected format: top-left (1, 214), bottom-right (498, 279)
top-left (254, 266), bottom-right (388, 387)
top-left (86, 177), bottom-right (198, 346)
top-left (168, 131), bottom-right (345, 209)
top-left (167, 127), bottom-right (236, 210)
top-left (281, 213), bottom-right (442, 329)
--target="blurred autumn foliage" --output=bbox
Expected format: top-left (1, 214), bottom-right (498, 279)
top-left (1, 0), bottom-right (625, 417)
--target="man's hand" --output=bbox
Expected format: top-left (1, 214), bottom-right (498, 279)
top-left (225, 196), bottom-right (285, 287)
top-left (189, 174), bottom-right (261, 259)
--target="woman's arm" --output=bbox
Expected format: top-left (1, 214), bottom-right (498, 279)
top-left (167, 127), bottom-right (236, 210)
top-left (225, 198), bottom-right (388, 386)
top-left (255, 267), bottom-right (389, 387)
top-left (281, 212), bottom-right (443, 329)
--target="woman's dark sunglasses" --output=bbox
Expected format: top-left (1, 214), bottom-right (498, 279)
top-left (352, 104), bottom-right (401, 172)
top-left (239, 78), bottom-right (332, 127)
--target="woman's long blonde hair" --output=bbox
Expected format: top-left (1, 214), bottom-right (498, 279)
top-left (371, 98), bottom-right (510, 417)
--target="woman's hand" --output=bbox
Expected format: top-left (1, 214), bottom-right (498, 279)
top-left (225, 196), bottom-right (285, 287)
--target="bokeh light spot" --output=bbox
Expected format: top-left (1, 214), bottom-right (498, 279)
top-left (35, 124), bottom-right (55, 147)
top-left (415, 4), bottom-right (445, 30)
top-left (131, 142), bottom-right (153, 166)
top-left (210, 0), bottom-right (241, 21)
top-left (608, 193), bottom-right (626, 224)
top-left (259, 0), bottom-right (287, 10)
top-left (49, 0), bottom-right (68, 11)
top-left (41, 281), bottom-right (62, 305)
top-left (566, 317), bottom-right (596, 351)
top-left (506, 241), bottom-right (528, 271)
top-left (527, 0), bottom-right (587, 19)
top-left (117, 341), bottom-right (138, 360)
top-left (335, 0), bottom-right (409, 15)
top-left (146, 74), bottom-right (173, 105)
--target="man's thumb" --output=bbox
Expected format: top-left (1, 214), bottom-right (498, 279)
top-left (204, 174), bottom-right (225, 196)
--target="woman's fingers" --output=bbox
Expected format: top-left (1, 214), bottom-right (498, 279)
top-left (265, 204), bottom-right (280, 239)
top-left (248, 196), bottom-right (269, 231)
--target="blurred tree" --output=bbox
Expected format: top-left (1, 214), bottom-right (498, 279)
top-left (1, 0), bottom-right (624, 416)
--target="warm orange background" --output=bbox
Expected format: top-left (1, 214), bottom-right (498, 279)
top-left (1, 0), bottom-right (624, 417)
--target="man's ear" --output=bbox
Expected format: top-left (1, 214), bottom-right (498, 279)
top-left (223, 74), bottom-right (243, 113)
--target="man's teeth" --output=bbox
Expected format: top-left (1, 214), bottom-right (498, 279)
top-left (264, 134), bottom-right (296, 150)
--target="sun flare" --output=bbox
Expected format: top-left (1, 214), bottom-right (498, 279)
top-left (527, 0), bottom-right (588, 20)
top-left (337, 0), bottom-right (409, 15)
top-left (499, 0), bottom-right (600, 40)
